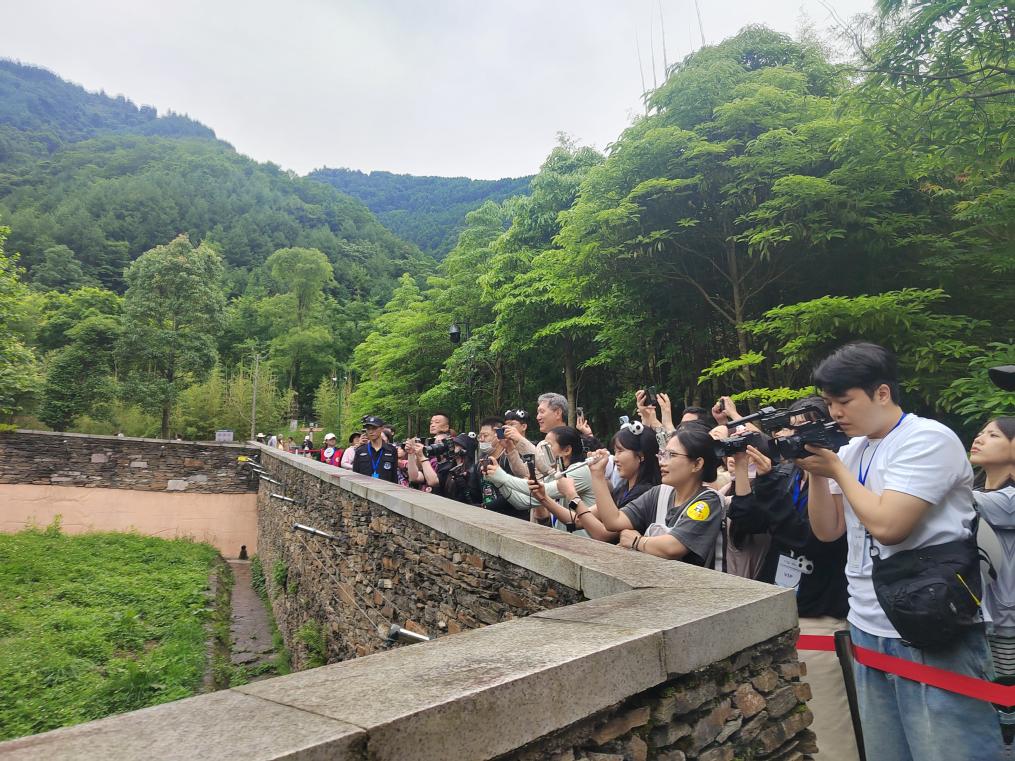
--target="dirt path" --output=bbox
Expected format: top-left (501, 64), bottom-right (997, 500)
top-left (227, 560), bottom-right (276, 678)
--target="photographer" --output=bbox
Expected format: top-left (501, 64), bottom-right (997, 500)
top-left (444, 432), bottom-right (483, 505)
top-left (726, 397), bottom-right (854, 761)
top-left (405, 432), bottom-right (455, 493)
top-left (340, 431), bottom-right (364, 468)
top-left (797, 342), bottom-right (1001, 760)
top-left (588, 425), bottom-right (724, 565)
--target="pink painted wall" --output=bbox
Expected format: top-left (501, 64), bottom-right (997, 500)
top-left (0, 484), bottom-right (257, 558)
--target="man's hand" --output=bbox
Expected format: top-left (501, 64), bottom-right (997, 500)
top-left (711, 395), bottom-right (740, 425)
top-left (636, 389), bottom-right (660, 427)
top-left (503, 426), bottom-right (524, 445)
top-left (587, 448), bottom-right (610, 477)
top-left (745, 445), bottom-right (773, 476)
top-left (575, 414), bottom-right (592, 437)
top-left (481, 458), bottom-right (501, 477)
top-left (794, 445), bottom-right (845, 480)
top-left (557, 476), bottom-right (578, 501)
top-left (618, 529), bottom-right (641, 549)
top-left (657, 392), bottom-right (675, 430)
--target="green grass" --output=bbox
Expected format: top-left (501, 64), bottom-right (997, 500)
top-left (0, 522), bottom-right (220, 740)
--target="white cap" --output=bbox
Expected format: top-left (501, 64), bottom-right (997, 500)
top-left (324, 432), bottom-right (337, 441)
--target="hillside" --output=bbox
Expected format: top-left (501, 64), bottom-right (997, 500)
top-left (309, 167), bottom-right (531, 257)
top-left (0, 60), bottom-right (426, 294)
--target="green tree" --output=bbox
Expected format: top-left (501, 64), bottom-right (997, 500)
top-left (0, 226), bottom-right (41, 419)
top-left (39, 314), bottom-right (121, 430)
top-left (118, 235), bottom-right (226, 438)
top-left (30, 244), bottom-right (87, 291)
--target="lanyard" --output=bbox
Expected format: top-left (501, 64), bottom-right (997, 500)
top-left (791, 471), bottom-right (808, 513)
top-left (857, 412), bottom-right (908, 486)
top-left (368, 443), bottom-right (384, 477)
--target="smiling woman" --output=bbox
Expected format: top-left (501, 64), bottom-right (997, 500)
top-left (0, 523), bottom-right (221, 741)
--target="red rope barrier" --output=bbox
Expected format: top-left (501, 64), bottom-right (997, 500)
top-left (797, 633), bottom-right (1013, 707)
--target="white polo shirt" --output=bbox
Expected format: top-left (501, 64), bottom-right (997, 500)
top-left (829, 413), bottom-right (976, 637)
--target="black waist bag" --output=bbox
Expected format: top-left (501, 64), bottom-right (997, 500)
top-left (870, 535), bottom-right (983, 650)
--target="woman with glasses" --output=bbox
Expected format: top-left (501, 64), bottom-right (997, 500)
top-left (587, 425), bottom-right (724, 565)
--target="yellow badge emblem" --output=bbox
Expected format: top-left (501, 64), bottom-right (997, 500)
top-left (686, 501), bottom-right (710, 521)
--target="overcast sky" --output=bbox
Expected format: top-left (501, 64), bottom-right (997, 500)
top-left (5, 0), bottom-right (873, 179)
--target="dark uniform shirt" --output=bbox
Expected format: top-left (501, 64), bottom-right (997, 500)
top-left (352, 441), bottom-right (399, 483)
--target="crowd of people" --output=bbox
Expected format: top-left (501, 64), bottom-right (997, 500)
top-left (269, 342), bottom-right (1013, 761)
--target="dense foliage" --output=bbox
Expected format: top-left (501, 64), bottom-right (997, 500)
top-left (309, 167), bottom-right (532, 257)
top-left (0, 1), bottom-right (1011, 441)
top-left (347, 20), bottom-right (1013, 439)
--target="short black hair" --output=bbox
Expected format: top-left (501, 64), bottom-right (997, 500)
top-left (348, 432), bottom-right (360, 444)
top-left (480, 416), bottom-right (505, 429)
top-left (813, 342), bottom-right (900, 403)
top-left (432, 412), bottom-right (451, 425)
top-left (681, 406), bottom-right (714, 426)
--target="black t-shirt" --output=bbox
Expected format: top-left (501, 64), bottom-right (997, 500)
top-left (352, 441), bottom-right (399, 483)
top-left (612, 480), bottom-right (655, 508)
top-left (728, 463), bottom-right (848, 619)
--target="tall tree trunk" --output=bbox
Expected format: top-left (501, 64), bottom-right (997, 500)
top-left (563, 336), bottom-right (576, 427)
top-left (161, 403), bottom-right (171, 440)
top-left (493, 356), bottom-right (504, 412)
top-left (726, 241), bottom-right (754, 388)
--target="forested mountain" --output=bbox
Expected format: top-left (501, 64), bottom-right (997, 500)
top-left (0, 59), bottom-right (433, 434)
top-left (309, 167), bottom-right (531, 257)
top-left (0, 60), bottom-right (427, 293)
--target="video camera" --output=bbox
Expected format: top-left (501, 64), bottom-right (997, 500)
top-left (719, 403), bottom-right (849, 461)
top-left (422, 437), bottom-right (453, 460)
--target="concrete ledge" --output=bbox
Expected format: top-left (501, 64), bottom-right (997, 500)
top-left (0, 443), bottom-right (799, 761)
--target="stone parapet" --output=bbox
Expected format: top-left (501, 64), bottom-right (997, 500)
top-left (0, 444), bottom-right (810, 761)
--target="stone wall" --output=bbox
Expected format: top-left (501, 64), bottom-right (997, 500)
top-left (256, 454), bottom-right (583, 667)
top-left (503, 630), bottom-right (814, 761)
top-left (0, 445), bottom-right (812, 761)
top-left (0, 430), bottom-right (257, 493)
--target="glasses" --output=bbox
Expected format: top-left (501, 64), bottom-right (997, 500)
top-left (657, 450), bottom-right (694, 462)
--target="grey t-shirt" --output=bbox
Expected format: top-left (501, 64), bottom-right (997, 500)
top-left (622, 486), bottom-right (724, 566)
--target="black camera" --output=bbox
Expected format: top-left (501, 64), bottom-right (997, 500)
top-left (422, 438), bottom-right (453, 459)
top-left (712, 429), bottom-right (765, 459)
top-left (722, 403), bottom-right (849, 461)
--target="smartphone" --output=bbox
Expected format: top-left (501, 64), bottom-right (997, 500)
top-left (495, 427), bottom-right (505, 440)
top-left (522, 453), bottom-right (537, 481)
top-left (576, 406), bottom-right (584, 419)
top-left (645, 386), bottom-right (658, 406)
top-left (481, 456), bottom-right (493, 469)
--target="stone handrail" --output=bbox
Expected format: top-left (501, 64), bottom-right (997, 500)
top-left (0, 444), bottom-right (801, 761)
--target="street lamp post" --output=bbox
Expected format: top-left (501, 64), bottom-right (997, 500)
top-left (331, 371), bottom-right (345, 439)
top-left (448, 321), bottom-right (475, 433)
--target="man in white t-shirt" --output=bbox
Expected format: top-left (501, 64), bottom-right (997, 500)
top-left (796, 342), bottom-right (1001, 761)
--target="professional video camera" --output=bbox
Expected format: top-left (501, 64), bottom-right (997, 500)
top-left (720, 403), bottom-right (849, 461)
top-left (422, 437), bottom-right (454, 460)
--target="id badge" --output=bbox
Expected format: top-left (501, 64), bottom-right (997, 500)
top-left (775, 554), bottom-right (802, 589)
top-left (372, 472), bottom-right (379, 479)
top-left (847, 525), bottom-right (866, 574)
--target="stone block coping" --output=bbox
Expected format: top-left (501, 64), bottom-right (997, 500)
top-left (0, 444), bottom-right (797, 761)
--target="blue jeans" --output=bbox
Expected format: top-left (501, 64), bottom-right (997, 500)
top-left (850, 624), bottom-right (1003, 761)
